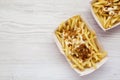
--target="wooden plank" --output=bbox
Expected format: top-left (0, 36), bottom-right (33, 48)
top-left (0, 0), bottom-right (119, 80)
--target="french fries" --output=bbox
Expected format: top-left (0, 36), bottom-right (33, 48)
top-left (92, 0), bottom-right (120, 29)
top-left (55, 15), bottom-right (107, 71)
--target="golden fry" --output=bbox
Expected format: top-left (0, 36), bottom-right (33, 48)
top-left (92, 0), bottom-right (120, 29)
top-left (55, 15), bottom-right (107, 71)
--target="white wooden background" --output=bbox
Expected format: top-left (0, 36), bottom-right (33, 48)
top-left (0, 0), bottom-right (120, 80)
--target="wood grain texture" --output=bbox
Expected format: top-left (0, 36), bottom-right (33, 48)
top-left (0, 0), bottom-right (120, 80)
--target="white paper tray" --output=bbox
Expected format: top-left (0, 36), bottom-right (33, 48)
top-left (90, 0), bottom-right (120, 31)
top-left (53, 15), bottom-right (108, 76)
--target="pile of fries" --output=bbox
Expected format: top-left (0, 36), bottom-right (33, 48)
top-left (55, 15), bottom-right (107, 71)
top-left (92, 0), bottom-right (120, 29)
